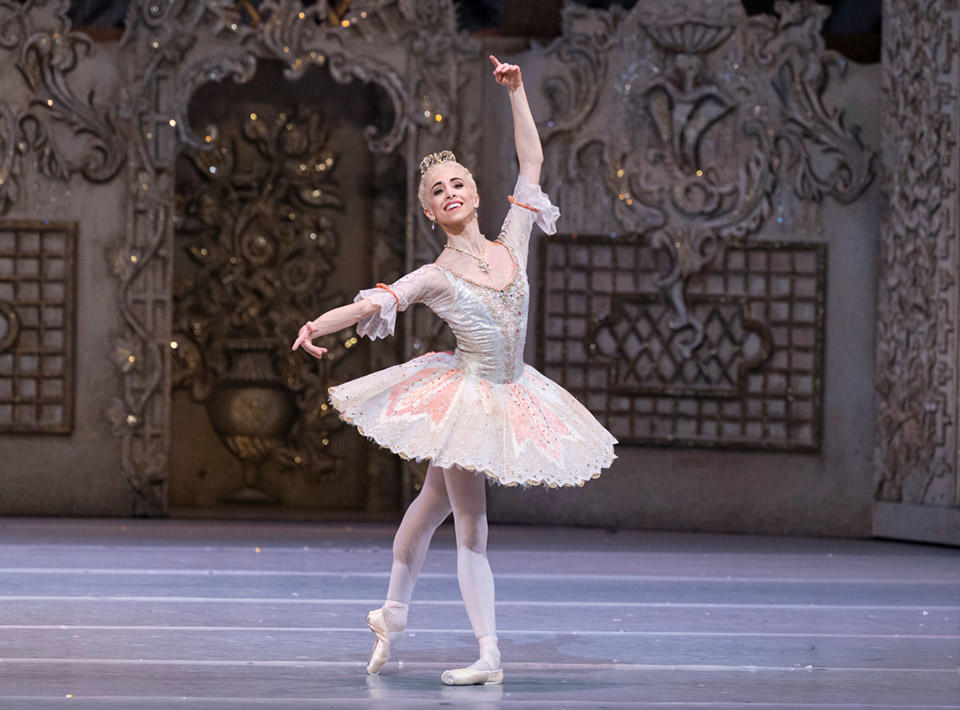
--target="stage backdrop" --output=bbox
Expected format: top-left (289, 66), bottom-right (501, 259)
top-left (0, 0), bottom-right (955, 544)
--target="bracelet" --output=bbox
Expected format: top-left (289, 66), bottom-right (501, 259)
top-left (508, 195), bottom-right (539, 213)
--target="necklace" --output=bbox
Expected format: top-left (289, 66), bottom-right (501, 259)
top-left (444, 237), bottom-right (491, 273)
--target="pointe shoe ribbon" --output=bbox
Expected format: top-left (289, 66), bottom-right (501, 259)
top-left (440, 666), bottom-right (504, 686)
top-left (365, 608), bottom-right (401, 675)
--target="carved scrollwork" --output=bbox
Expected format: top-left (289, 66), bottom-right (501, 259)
top-left (173, 55), bottom-right (258, 149)
top-left (749, 2), bottom-right (874, 204)
top-left (539, 0), bottom-right (874, 357)
top-left (0, 0), bottom-right (124, 212)
top-left (324, 53), bottom-right (409, 153)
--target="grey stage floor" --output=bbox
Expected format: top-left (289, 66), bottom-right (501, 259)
top-left (0, 519), bottom-right (957, 709)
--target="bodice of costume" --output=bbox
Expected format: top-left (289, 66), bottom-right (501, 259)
top-left (352, 174), bottom-right (559, 384)
top-left (433, 247), bottom-right (529, 383)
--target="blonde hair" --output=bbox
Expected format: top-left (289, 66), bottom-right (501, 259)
top-left (417, 152), bottom-right (477, 210)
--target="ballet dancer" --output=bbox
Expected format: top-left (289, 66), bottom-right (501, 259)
top-left (292, 54), bottom-right (617, 685)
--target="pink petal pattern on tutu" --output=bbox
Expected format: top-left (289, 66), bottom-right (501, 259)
top-left (385, 367), bottom-right (464, 426)
top-left (507, 383), bottom-right (574, 464)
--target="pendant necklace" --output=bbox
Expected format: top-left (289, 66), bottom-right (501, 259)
top-left (444, 237), bottom-right (491, 273)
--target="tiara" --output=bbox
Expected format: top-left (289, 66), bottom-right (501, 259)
top-left (419, 150), bottom-right (457, 177)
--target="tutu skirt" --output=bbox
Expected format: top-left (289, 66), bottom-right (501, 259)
top-left (328, 351), bottom-right (617, 487)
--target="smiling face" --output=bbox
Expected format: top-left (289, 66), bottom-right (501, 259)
top-left (419, 163), bottom-right (479, 230)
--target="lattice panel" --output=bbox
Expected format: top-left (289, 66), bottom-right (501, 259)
top-left (0, 221), bottom-right (76, 433)
top-left (538, 238), bottom-right (826, 451)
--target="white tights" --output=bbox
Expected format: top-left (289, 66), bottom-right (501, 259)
top-left (380, 464), bottom-right (498, 669)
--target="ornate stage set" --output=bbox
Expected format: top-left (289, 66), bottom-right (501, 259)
top-left (0, 0), bottom-right (956, 545)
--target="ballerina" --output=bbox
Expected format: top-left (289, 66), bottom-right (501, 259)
top-left (292, 54), bottom-right (617, 686)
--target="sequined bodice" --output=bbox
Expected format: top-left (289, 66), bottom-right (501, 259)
top-left (435, 242), bottom-right (529, 384)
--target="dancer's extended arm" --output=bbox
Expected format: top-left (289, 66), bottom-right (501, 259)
top-left (490, 54), bottom-right (542, 184)
top-left (293, 265), bottom-right (443, 358)
top-left (291, 299), bottom-right (378, 358)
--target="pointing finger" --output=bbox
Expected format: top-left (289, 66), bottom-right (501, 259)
top-left (489, 54), bottom-right (501, 68)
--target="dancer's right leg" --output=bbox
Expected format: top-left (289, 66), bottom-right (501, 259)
top-left (387, 464), bottom-right (453, 604)
top-left (366, 465), bottom-right (452, 674)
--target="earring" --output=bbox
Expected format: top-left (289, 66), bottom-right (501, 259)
top-left (431, 220), bottom-right (436, 231)
top-left (474, 208), bottom-right (479, 218)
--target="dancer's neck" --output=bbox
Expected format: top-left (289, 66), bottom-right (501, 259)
top-left (443, 221), bottom-right (487, 253)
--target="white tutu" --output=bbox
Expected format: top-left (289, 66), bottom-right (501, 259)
top-left (329, 351), bottom-right (616, 487)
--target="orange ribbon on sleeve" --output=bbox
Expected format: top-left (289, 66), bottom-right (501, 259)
top-left (508, 195), bottom-right (540, 213)
top-left (375, 283), bottom-right (400, 305)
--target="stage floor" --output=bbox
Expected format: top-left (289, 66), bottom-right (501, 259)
top-left (0, 518), bottom-right (957, 709)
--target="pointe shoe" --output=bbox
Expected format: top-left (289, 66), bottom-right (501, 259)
top-left (364, 608), bottom-right (401, 675)
top-left (440, 665), bottom-right (504, 686)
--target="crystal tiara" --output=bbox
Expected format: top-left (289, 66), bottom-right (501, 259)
top-left (419, 150), bottom-right (457, 177)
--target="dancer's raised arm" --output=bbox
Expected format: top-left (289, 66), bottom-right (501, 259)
top-left (490, 54), bottom-right (542, 185)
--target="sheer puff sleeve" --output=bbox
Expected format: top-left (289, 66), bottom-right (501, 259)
top-left (510, 173), bottom-right (560, 235)
top-left (353, 264), bottom-right (448, 340)
top-left (499, 174), bottom-right (560, 270)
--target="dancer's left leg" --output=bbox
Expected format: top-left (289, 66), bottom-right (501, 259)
top-left (440, 465), bottom-right (501, 685)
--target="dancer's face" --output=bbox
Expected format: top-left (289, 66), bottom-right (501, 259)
top-left (423, 164), bottom-right (479, 231)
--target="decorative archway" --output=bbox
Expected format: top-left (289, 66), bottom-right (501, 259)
top-left (113, 0), bottom-right (482, 514)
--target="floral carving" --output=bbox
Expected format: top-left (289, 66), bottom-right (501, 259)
top-left (173, 107), bottom-right (347, 482)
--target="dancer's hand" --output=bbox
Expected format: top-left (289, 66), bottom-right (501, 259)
top-left (292, 321), bottom-right (328, 359)
top-left (490, 55), bottom-right (521, 91)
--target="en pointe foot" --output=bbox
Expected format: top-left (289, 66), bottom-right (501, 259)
top-left (364, 608), bottom-right (402, 675)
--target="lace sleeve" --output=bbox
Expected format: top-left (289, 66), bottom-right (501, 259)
top-left (354, 265), bottom-right (446, 340)
top-left (499, 174), bottom-right (560, 268)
